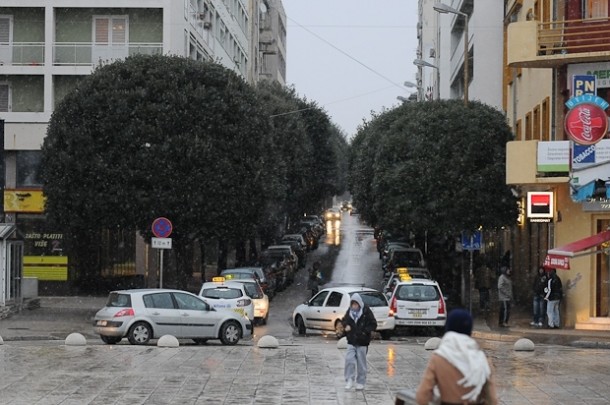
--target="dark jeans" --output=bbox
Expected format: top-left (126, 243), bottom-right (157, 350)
top-left (499, 300), bottom-right (511, 325)
top-left (478, 288), bottom-right (490, 310)
top-left (533, 295), bottom-right (547, 323)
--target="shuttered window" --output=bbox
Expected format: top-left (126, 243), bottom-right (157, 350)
top-left (94, 16), bottom-right (127, 44)
top-left (0, 84), bottom-right (10, 112)
top-left (0, 17), bottom-right (10, 43)
top-left (95, 18), bottom-right (109, 44)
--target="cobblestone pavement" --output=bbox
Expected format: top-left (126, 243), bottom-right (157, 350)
top-left (2, 337), bottom-right (610, 404)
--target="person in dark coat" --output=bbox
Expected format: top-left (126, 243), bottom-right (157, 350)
top-left (545, 268), bottom-right (563, 328)
top-left (341, 293), bottom-right (377, 391)
top-left (531, 266), bottom-right (548, 327)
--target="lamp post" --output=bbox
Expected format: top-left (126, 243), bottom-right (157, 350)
top-left (434, 2), bottom-right (469, 106)
top-left (413, 59), bottom-right (439, 101)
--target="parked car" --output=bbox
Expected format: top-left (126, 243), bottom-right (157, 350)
top-left (93, 289), bottom-right (252, 346)
top-left (257, 250), bottom-right (291, 291)
top-left (280, 238), bottom-right (307, 268)
top-left (388, 279), bottom-right (447, 335)
top-left (282, 233), bottom-right (308, 250)
top-left (383, 247), bottom-right (426, 276)
top-left (229, 278), bottom-right (269, 325)
top-left (293, 286), bottom-right (395, 340)
top-left (265, 245), bottom-right (298, 282)
top-left (198, 278), bottom-right (255, 322)
top-left (220, 267), bottom-right (276, 299)
top-left (382, 267), bottom-right (433, 295)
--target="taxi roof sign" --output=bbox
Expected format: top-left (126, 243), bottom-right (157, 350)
top-left (397, 267), bottom-right (409, 274)
top-left (399, 274), bottom-right (412, 281)
top-left (212, 276), bottom-right (226, 283)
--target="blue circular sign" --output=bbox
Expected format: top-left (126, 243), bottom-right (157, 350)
top-left (152, 217), bottom-right (173, 238)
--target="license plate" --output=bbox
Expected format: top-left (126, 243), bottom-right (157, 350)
top-left (396, 319), bottom-right (438, 326)
top-left (96, 320), bottom-right (107, 326)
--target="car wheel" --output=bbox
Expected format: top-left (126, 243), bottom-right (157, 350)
top-left (380, 330), bottom-right (393, 340)
top-left (100, 335), bottom-right (122, 344)
top-left (220, 321), bottom-right (241, 345)
top-left (127, 322), bottom-right (152, 345)
top-left (192, 338), bottom-right (208, 345)
top-left (295, 315), bottom-right (306, 335)
top-left (334, 320), bottom-right (344, 339)
top-left (261, 313), bottom-right (268, 325)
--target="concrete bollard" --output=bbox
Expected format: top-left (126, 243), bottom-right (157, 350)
top-left (514, 338), bottom-right (535, 351)
top-left (157, 335), bottom-right (180, 348)
top-left (65, 333), bottom-right (87, 346)
top-left (257, 335), bottom-right (279, 348)
top-left (0, 335), bottom-right (4, 345)
top-left (337, 336), bottom-right (348, 349)
top-left (424, 337), bottom-right (441, 350)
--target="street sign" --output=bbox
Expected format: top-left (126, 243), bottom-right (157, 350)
top-left (152, 217), bottom-right (173, 238)
top-left (461, 231), bottom-right (482, 251)
top-left (151, 237), bottom-right (172, 249)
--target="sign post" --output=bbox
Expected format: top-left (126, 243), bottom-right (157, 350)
top-left (461, 230), bottom-right (482, 313)
top-left (151, 217), bottom-right (173, 288)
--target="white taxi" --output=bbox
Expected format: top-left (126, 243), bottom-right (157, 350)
top-left (224, 276), bottom-right (269, 325)
top-left (199, 277), bottom-right (255, 322)
top-left (388, 279), bottom-right (447, 333)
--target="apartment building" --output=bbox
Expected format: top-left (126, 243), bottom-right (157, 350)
top-left (506, 0), bottom-right (610, 330)
top-left (0, 0), bottom-right (286, 301)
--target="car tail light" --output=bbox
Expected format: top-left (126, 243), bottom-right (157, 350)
top-left (237, 298), bottom-right (252, 307)
top-left (389, 297), bottom-right (397, 316)
top-left (438, 296), bottom-right (446, 315)
top-left (114, 308), bottom-right (134, 317)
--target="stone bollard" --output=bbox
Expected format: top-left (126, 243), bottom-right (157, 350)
top-left (157, 335), bottom-right (180, 348)
top-left (257, 335), bottom-right (279, 348)
top-left (0, 335), bottom-right (4, 345)
top-left (337, 336), bottom-right (348, 349)
top-left (514, 338), bottom-right (535, 351)
top-left (65, 333), bottom-right (87, 346)
top-left (424, 337), bottom-right (441, 350)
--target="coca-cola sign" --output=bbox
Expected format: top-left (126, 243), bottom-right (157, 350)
top-left (564, 103), bottom-right (608, 145)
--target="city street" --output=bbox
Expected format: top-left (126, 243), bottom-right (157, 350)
top-left (2, 212), bottom-right (610, 404)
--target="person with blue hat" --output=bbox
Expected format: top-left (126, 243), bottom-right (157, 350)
top-left (415, 309), bottom-right (498, 405)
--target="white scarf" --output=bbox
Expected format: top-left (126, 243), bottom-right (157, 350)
top-left (435, 331), bottom-right (491, 402)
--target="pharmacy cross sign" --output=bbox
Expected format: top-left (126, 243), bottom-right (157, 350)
top-left (152, 217), bottom-right (173, 238)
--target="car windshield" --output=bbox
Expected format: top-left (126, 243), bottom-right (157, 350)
top-left (106, 292), bottom-right (131, 307)
top-left (201, 287), bottom-right (242, 299)
top-left (395, 285), bottom-right (439, 302)
top-left (393, 251), bottom-right (422, 267)
top-left (352, 291), bottom-right (388, 307)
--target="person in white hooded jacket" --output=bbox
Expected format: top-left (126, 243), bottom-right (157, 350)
top-left (416, 308), bottom-right (498, 405)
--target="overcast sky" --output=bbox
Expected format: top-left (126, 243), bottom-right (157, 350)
top-left (282, 0), bottom-right (419, 139)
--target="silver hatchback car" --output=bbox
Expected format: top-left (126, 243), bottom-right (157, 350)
top-left (93, 289), bottom-right (253, 345)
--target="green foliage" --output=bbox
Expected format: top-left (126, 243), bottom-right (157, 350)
top-left (349, 99), bottom-right (517, 236)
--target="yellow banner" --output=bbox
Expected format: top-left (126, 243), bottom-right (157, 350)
top-left (4, 190), bottom-right (45, 213)
top-left (23, 255), bottom-right (68, 281)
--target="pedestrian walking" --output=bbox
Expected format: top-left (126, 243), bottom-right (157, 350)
top-left (415, 308), bottom-right (498, 405)
top-left (341, 293), bottom-right (377, 391)
top-left (545, 268), bottom-right (563, 328)
top-left (307, 261), bottom-right (321, 298)
top-left (497, 267), bottom-right (513, 327)
top-left (474, 261), bottom-right (493, 311)
top-left (531, 266), bottom-right (548, 327)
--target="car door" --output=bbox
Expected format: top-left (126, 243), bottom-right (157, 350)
top-left (141, 292), bottom-right (182, 338)
top-left (302, 290), bottom-right (330, 330)
top-left (172, 292), bottom-right (217, 338)
top-left (317, 291), bottom-right (345, 331)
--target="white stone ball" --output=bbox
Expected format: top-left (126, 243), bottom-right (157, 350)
top-left (65, 333), bottom-right (87, 346)
top-left (157, 335), bottom-right (180, 347)
top-left (0, 335), bottom-right (4, 345)
top-left (514, 338), bottom-right (535, 351)
top-left (337, 336), bottom-right (348, 349)
top-left (424, 337), bottom-right (441, 350)
top-left (257, 335), bottom-right (279, 348)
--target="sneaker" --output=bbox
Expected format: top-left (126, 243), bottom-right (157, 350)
top-left (536, 322), bottom-right (543, 327)
top-left (530, 321), bottom-right (537, 326)
top-left (355, 384), bottom-right (364, 390)
top-left (345, 380), bottom-right (353, 390)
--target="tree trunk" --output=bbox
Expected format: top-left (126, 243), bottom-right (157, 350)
top-left (198, 239), bottom-right (207, 282)
top-left (248, 238), bottom-right (258, 265)
top-left (174, 239), bottom-right (193, 291)
top-left (217, 239), bottom-right (228, 275)
top-left (235, 240), bottom-right (246, 267)
top-left (70, 228), bottom-right (102, 294)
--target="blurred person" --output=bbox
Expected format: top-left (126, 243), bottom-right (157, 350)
top-left (416, 308), bottom-right (498, 405)
top-left (497, 267), bottom-right (513, 327)
top-left (545, 268), bottom-right (563, 329)
top-left (341, 293), bottom-right (377, 391)
top-left (531, 266), bottom-right (548, 327)
top-left (307, 261), bottom-right (321, 298)
top-left (474, 261), bottom-right (493, 311)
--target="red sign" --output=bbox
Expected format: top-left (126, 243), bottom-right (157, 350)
top-left (543, 254), bottom-right (570, 270)
top-left (564, 103), bottom-right (608, 145)
top-left (152, 217), bottom-right (173, 238)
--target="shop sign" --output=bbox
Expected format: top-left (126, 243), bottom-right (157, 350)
top-left (564, 102), bottom-right (608, 145)
top-left (4, 190), bottom-right (45, 213)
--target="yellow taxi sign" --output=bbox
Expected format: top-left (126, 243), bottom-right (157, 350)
top-left (399, 274), bottom-right (412, 281)
top-left (212, 276), bottom-right (226, 283)
top-left (224, 274), bottom-right (235, 280)
top-left (397, 267), bottom-right (409, 274)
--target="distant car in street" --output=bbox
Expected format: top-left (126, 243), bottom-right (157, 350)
top-left (220, 267), bottom-right (276, 299)
top-left (93, 289), bottom-right (252, 346)
top-left (292, 286), bottom-right (395, 340)
top-left (199, 278), bottom-right (255, 322)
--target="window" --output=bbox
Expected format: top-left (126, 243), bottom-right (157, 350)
top-left (201, 287), bottom-right (242, 299)
top-left (0, 83), bottom-right (9, 112)
top-left (357, 291), bottom-right (388, 307)
top-left (106, 293), bottom-right (132, 307)
top-left (533, 105), bottom-right (541, 140)
top-left (16, 151), bottom-right (42, 187)
top-left (0, 16), bottom-right (12, 65)
top-left (515, 119), bottom-right (522, 140)
top-left (396, 285), bottom-right (439, 302)
top-left (584, 0), bottom-right (608, 19)
top-left (310, 290), bottom-right (329, 307)
top-left (92, 16), bottom-right (129, 63)
top-left (542, 97), bottom-right (550, 141)
top-left (326, 292), bottom-right (343, 307)
top-left (173, 292), bottom-right (209, 311)
top-left (143, 292), bottom-right (175, 309)
top-left (525, 112), bottom-right (532, 140)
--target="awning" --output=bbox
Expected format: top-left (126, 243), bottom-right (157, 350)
top-left (543, 230), bottom-right (610, 270)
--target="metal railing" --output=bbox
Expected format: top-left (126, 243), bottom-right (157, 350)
top-left (53, 43), bottom-right (163, 66)
top-left (538, 17), bottom-right (610, 55)
top-left (0, 42), bottom-right (45, 66)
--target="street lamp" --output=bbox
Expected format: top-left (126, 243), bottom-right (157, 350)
top-left (434, 2), bottom-right (469, 106)
top-left (413, 59), bottom-right (438, 69)
top-left (404, 81), bottom-right (418, 88)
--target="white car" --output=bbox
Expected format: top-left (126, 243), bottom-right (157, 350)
top-left (388, 279), bottom-right (447, 333)
top-left (292, 286), bottom-right (395, 340)
top-left (199, 278), bottom-right (255, 322)
top-left (226, 278), bottom-right (269, 325)
top-left (93, 289), bottom-right (252, 345)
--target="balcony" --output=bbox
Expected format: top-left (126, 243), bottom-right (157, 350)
top-left (508, 17), bottom-right (610, 68)
top-left (0, 43), bottom-right (45, 66)
top-left (53, 43), bottom-right (163, 66)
